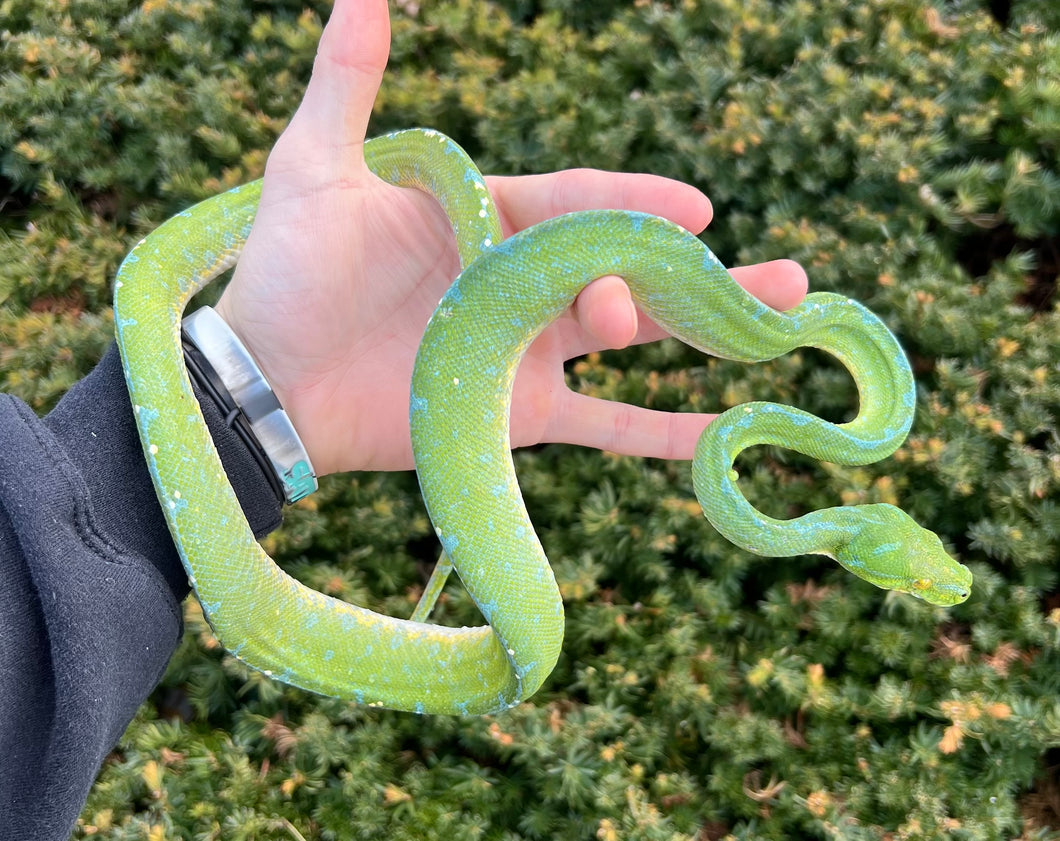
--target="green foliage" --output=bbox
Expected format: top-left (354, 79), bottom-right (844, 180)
top-left (0, 0), bottom-right (327, 408)
top-left (2, 0), bottom-right (1059, 838)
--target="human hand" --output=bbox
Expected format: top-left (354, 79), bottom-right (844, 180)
top-left (216, 0), bottom-right (807, 476)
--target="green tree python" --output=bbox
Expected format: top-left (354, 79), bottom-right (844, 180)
top-left (114, 129), bottom-right (972, 716)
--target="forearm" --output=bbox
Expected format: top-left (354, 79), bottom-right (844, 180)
top-left (0, 343), bottom-right (282, 839)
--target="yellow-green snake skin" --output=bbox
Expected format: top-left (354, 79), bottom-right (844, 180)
top-left (114, 129), bottom-right (972, 716)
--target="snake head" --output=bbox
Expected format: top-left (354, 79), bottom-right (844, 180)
top-left (833, 504), bottom-right (972, 606)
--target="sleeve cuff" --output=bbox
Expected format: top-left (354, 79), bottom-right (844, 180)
top-left (44, 343), bottom-right (284, 600)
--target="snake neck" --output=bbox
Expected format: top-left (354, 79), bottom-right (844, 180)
top-left (690, 292), bottom-right (917, 559)
top-left (692, 405), bottom-right (869, 557)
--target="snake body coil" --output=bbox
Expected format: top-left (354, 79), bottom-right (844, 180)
top-left (115, 129), bottom-right (971, 716)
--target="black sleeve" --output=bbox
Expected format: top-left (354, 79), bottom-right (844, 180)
top-left (0, 343), bottom-right (284, 840)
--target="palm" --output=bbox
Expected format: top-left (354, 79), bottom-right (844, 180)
top-left (220, 157), bottom-right (599, 473)
top-left (216, 0), bottom-right (808, 476)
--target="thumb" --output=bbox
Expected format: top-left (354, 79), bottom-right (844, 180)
top-left (280, 0), bottom-right (391, 166)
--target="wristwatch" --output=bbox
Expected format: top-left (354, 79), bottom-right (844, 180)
top-left (182, 306), bottom-right (317, 504)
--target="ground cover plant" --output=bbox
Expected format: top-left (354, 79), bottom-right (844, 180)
top-left (1, 0), bottom-right (1058, 837)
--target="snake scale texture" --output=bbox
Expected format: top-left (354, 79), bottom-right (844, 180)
top-left (114, 129), bottom-right (972, 716)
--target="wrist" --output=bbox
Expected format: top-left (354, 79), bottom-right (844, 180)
top-left (183, 304), bottom-right (318, 503)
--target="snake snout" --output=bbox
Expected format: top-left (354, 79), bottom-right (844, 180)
top-left (908, 527), bottom-right (973, 607)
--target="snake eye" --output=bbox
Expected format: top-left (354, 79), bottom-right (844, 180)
top-left (912, 578), bottom-right (932, 591)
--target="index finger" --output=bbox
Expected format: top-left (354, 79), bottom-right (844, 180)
top-left (486, 169), bottom-right (714, 237)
